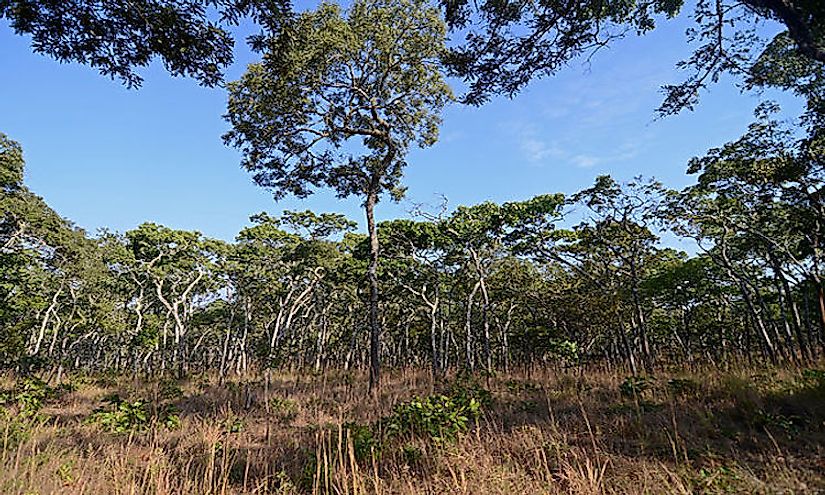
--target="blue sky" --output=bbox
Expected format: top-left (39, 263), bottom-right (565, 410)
top-left (0, 9), bottom-right (803, 245)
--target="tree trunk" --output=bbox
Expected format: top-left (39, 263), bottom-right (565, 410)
top-left (365, 185), bottom-right (381, 395)
top-left (465, 280), bottom-right (480, 371)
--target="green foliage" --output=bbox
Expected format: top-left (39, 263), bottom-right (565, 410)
top-left (344, 421), bottom-right (380, 461)
top-left (86, 395), bottom-right (149, 433)
top-left (384, 379), bottom-right (489, 443)
top-left (694, 465), bottom-right (742, 493)
top-left (86, 394), bottom-right (180, 433)
top-left (224, 0), bottom-right (453, 201)
top-left (157, 379), bottom-right (185, 402)
top-left (0, 410), bottom-right (31, 450)
top-left (548, 338), bottom-right (580, 365)
top-left (0, 0), bottom-right (270, 88)
top-left (753, 410), bottom-right (801, 434)
top-left (619, 376), bottom-right (656, 399)
top-left (224, 416), bottom-right (246, 434)
top-left (56, 461), bottom-right (75, 485)
top-left (801, 369), bottom-right (825, 389)
top-left (0, 377), bottom-right (54, 418)
top-left (504, 379), bottom-right (541, 394)
top-left (445, 375), bottom-right (493, 409)
top-left (270, 396), bottom-right (298, 424)
top-left (400, 443), bottom-right (423, 465)
top-left (159, 403), bottom-right (182, 430)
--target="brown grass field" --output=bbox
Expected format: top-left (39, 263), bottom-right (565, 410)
top-left (1, 365), bottom-right (824, 494)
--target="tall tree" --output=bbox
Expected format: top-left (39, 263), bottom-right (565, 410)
top-left (223, 0), bottom-right (453, 393)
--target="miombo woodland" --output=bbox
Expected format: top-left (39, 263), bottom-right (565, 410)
top-left (2, 0), bottom-right (825, 493)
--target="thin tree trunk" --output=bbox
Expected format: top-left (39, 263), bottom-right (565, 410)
top-left (365, 184), bottom-right (381, 395)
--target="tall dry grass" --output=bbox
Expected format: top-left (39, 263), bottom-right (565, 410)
top-left (1, 364), bottom-right (824, 494)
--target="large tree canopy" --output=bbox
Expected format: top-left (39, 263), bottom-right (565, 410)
top-left (0, 0), bottom-right (289, 87)
top-left (444, 0), bottom-right (825, 112)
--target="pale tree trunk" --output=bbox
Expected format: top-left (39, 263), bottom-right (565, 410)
top-left (464, 280), bottom-right (480, 371)
top-left (31, 286), bottom-right (63, 356)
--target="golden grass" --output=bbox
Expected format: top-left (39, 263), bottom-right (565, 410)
top-left (1, 365), bottom-right (824, 494)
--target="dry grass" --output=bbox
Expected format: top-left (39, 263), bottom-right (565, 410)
top-left (1, 364), bottom-right (824, 494)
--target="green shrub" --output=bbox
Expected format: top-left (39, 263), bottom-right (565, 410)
top-left (158, 379), bottom-right (185, 401)
top-left (86, 395), bottom-right (150, 432)
top-left (401, 443), bottom-right (423, 465)
top-left (86, 394), bottom-right (180, 433)
top-left (549, 338), bottom-right (580, 365)
top-left (504, 379), bottom-right (540, 394)
top-left (0, 377), bottom-right (55, 418)
top-left (160, 404), bottom-right (182, 430)
top-left (445, 376), bottom-right (493, 408)
top-left (801, 369), bottom-right (825, 391)
top-left (224, 416), bottom-right (246, 433)
top-left (385, 393), bottom-right (483, 444)
top-left (0, 409), bottom-right (31, 450)
top-left (344, 421), bottom-right (379, 461)
top-left (270, 396), bottom-right (298, 423)
top-left (619, 376), bottom-right (655, 399)
top-left (753, 410), bottom-right (801, 433)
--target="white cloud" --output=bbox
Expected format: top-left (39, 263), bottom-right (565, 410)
top-left (502, 119), bottom-right (641, 169)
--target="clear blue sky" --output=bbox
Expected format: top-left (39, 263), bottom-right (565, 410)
top-left (0, 10), bottom-right (803, 244)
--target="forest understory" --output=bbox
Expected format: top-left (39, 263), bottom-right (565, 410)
top-left (2, 364), bottom-right (825, 495)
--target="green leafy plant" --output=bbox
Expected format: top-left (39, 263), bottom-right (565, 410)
top-left (0, 377), bottom-right (54, 418)
top-left (224, 416), bottom-right (246, 434)
top-left (158, 379), bottom-right (185, 402)
top-left (800, 369), bottom-right (825, 392)
top-left (270, 396), bottom-right (298, 424)
top-left (753, 410), bottom-right (801, 434)
top-left (619, 376), bottom-right (655, 399)
top-left (56, 461), bottom-right (75, 485)
top-left (401, 443), bottom-right (423, 465)
top-left (385, 392), bottom-right (484, 444)
top-left (549, 338), bottom-right (580, 365)
top-left (504, 379), bottom-right (541, 394)
top-left (0, 408), bottom-right (31, 450)
top-left (344, 421), bottom-right (379, 461)
top-left (445, 376), bottom-right (493, 409)
top-left (160, 404), bottom-right (182, 430)
top-left (86, 395), bottom-right (180, 433)
top-left (86, 396), bottom-right (149, 432)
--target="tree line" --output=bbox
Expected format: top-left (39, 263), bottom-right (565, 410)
top-left (2, 93), bottom-right (823, 380)
top-left (2, 0), bottom-right (823, 391)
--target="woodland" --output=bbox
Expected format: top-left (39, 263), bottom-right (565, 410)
top-left (1, 0), bottom-right (825, 493)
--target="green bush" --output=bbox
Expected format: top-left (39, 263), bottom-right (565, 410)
top-left (445, 376), bottom-right (493, 409)
top-left (86, 395), bottom-right (149, 432)
top-left (753, 410), bottom-right (801, 433)
top-left (0, 407), bottom-right (31, 450)
top-left (385, 393), bottom-right (483, 443)
top-left (344, 421), bottom-right (379, 461)
top-left (0, 377), bottom-right (55, 418)
top-left (158, 379), bottom-right (185, 401)
top-left (401, 443), bottom-right (423, 465)
top-left (619, 375), bottom-right (655, 399)
top-left (549, 338), bottom-right (580, 365)
top-left (270, 396), bottom-right (299, 423)
top-left (224, 416), bottom-right (246, 433)
top-left (86, 394), bottom-right (180, 433)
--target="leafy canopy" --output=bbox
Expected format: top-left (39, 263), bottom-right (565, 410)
top-left (223, 0), bottom-right (453, 201)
